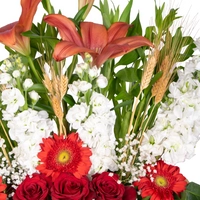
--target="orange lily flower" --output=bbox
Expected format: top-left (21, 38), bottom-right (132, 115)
top-left (44, 14), bottom-right (153, 67)
top-left (78, 0), bottom-right (94, 20)
top-left (0, 0), bottom-right (41, 56)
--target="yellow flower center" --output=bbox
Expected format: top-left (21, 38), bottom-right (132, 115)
top-left (155, 176), bottom-right (168, 187)
top-left (57, 150), bottom-right (70, 164)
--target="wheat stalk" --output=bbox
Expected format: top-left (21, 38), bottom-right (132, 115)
top-left (151, 55), bottom-right (172, 104)
top-left (60, 75), bottom-right (68, 99)
top-left (140, 49), bottom-right (159, 91)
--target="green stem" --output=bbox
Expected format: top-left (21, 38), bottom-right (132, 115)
top-left (27, 56), bottom-right (41, 83)
top-left (44, 0), bottom-right (53, 14)
top-left (23, 91), bottom-right (28, 110)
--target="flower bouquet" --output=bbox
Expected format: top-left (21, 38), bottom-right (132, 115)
top-left (0, 0), bottom-right (200, 199)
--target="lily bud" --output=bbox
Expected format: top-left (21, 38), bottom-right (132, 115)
top-left (78, 0), bottom-right (94, 20)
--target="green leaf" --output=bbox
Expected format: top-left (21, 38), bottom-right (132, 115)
top-left (111, 100), bottom-right (133, 110)
top-left (162, 8), bottom-right (180, 30)
top-left (115, 90), bottom-right (134, 101)
top-left (28, 84), bottom-right (46, 93)
top-left (99, 0), bottom-right (111, 28)
top-left (145, 26), bottom-right (156, 42)
top-left (73, 4), bottom-right (88, 22)
top-left (155, 2), bottom-right (165, 30)
top-left (116, 50), bottom-right (139, 66)
top-left (119, 0), bottom-right (133, 23)
top-left (63, 94), bottom-right (76, 107)
top-left (115, 67), bottom-right (139, 82)
top-left (184, 182), bottom-right (200, 200)
top-left (128, 13), bottom-right (142, 36)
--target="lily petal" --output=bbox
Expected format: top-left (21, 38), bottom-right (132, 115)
top-left (44, 14), bottom-right (82, 46)
top-left (53, 41), bottom-right (95, 61)
top-left (19, 0), bottom-right (41, 31)
top-left (0, 22), bottom-right (17, 46)
top-left (108, 22), bottom-right (130, 42)
top-left (96, 36), bottom-right (154, 67)
top-left (80, 22), bottom-right (108, 53)
top-left (95, 43), bottom-right (127, 67)
top-left (112, 36), bottom-right (154, 47)
top-left (0, 0), bottom-right (41, 55)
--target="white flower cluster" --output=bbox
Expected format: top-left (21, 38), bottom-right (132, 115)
top-left (0, 55), bottom-right (57, 179)
top-left (140, 55), bottom-right (200, 165)
top-left (0, 55), bottom-right (40, 105)
top-left (6, 109), bottom-right (56, 174)
top-left (66, 61), bottom-right (118, 175)
top-left (115, 134), bottom-right (146, 183)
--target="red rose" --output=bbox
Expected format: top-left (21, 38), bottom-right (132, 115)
top-left (91, 172), bottom-right (125, 200)
top-left (13, 173), bottom-right (49, 200)
top-left (123, 186), bottom-right (137, 200)
top-left (51, 172), bottom-right (90, 200)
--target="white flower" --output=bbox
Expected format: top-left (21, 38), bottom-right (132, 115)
top-left (77, 80), bottom-right (92, 92)
top-left (66, 103), bottom-right (89, 129)
top-left (0, 138), bottom-right (5, 148)
top-left (12, 70), bottom-right (20, 78)
top-left (96, 74), bottom-right (108, 88)
top-left (28, 91), bottom-right (40, 102)
top-left (69, 80), bottom-right (92, 94)
top-left (44, 63), bottom-right (52, 79)
top-left (23, 78), bottom-right (33, 90)
top-left (0, 73), bottom-right (12, 85)
top-left (88, 66), bottom-right (100, 79)
top-left (194, 37), bottom-right (200, 51)
top-left (90, 92), bottom-right (111, 114)
top-left (1, 88), bottom-right (25, 113)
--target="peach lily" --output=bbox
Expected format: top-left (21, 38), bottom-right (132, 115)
top-left (44, 14), bottom-right (153, 67)
top-left (0, 0), bottom-right (41, 56)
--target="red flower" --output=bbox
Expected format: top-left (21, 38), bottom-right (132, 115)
top-left (0, 0), bottom-right (41, 55)
top-left (91, 172), bottom-right (125, 200)
top-left (13, 173), bottom-right (49, 200)
top-left (51, 172), bottom-right (90, 200)
top-left (44, 14), bottom-right (153, 67)
top-left (134, 160), bottom-right (187, 200)
top-left (123, 186), bottom-right (137, 200)
top-left (36, 133), bottom-right (92, 181)
top-left (0, 176), bottom-right (7, 200)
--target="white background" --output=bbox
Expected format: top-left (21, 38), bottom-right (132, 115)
top-left (0, 0), bottom-right (200, 184)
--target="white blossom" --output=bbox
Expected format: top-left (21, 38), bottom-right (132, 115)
top-left (66, 103), bottom-right (89, 129)
top-left (96, 74), bottom-right (108, 88)
top-left (23, 78), bottom-right (33, 90)
top-left (1, 88), bottom-right (25, 113)
top-left (0, 73), bottom-right (12, 85)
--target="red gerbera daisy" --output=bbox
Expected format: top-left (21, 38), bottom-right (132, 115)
top-left (36, 133), bottom-right (92, 181)
top-left (134, 160), bottom-right (187, 200)
top-left (0, 176), bottom-right (7, 200)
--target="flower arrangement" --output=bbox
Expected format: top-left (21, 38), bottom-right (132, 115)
top-left (0, 0), bottom-right (200, 199)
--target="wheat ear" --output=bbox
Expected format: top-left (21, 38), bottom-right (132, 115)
top-left (151, 55), bottom-right (171, 104)
top-left (140, 49), bottom-right (159, 91)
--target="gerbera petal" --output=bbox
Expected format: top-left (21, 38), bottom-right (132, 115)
top-left (108, 22), bottom-right (130, 42)
top-left (80, 22), bottom-right (108, 53)
top-left (134, 160), bottom-right (187, 200)
top-left (53, 41), bottom-right (95, 61)
top-left (44, 14), bottom-right (82, 46)
top-left (37, 133), bottom-right (92, 181)
top-left (0, 193), bottom-right (7, 200)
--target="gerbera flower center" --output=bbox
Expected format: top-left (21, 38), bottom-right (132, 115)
top-left (155, 176), bottom-right (168, 187)
top-left (57, 150), bottom-right (71, 164)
